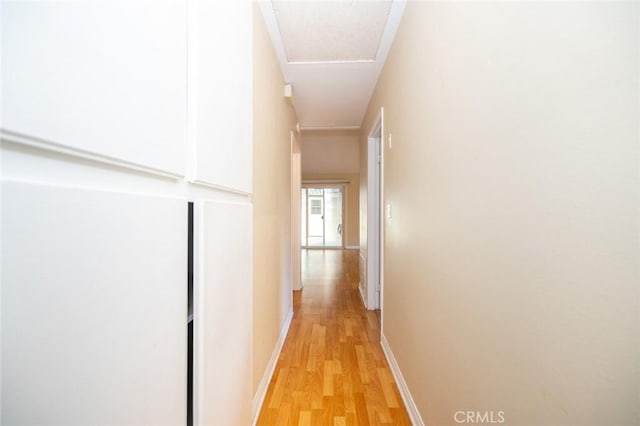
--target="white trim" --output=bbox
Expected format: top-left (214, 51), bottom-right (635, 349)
top-left (288, 59), bottom-right (375, 65)
top-left (193, 202), bottom-right (205, 426)
top-left (379, 108), bottom-right (386, 324)
top-left (366, 108), bottom-right (384, 311)
top-left (257, 1), bottom-right (289, 80)
top-left (345, 245), bottom-right (360, 250)
top-left (301, 126), bottom-right (360, 131)
top-left (380, 333), bottom-right (425, 426)
top-left (189, 179), bottom-right (251, 197)
top-left (251, 309), bottom-right (294, 426)
top-left (0, 129), bottom-right (184, 180)
top-left (358, 251), bottom-right (368, 308)
top-left (374, 1), bottom-right (406, 64)
top-left (358, 283), bottom-right (367, 308)
top-left (302, 179), bottom-right (351, 185)
top-left (291, 132), bottom-right (303, 292)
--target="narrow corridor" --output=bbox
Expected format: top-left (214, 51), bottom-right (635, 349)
top-left (257, 250), bottom-right (411, 425)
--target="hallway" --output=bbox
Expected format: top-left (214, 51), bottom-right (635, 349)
top-left (257, 250), bottom-right (411, 425)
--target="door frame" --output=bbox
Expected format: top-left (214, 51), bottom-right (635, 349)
top-left (367, 107), bottom-right (384, 311)
top-left (301, 184), bottom-right (346, 249)
top-left (291, 131), bottom-right (302, 291)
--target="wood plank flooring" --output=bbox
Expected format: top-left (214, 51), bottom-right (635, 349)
top-left (257, 249), bottom-right (411, 425)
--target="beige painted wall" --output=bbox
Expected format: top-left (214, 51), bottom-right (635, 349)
top-left (252, 4), bottom-right (298, 396)
top-left (301, 130), bottom-right (360, 249)
top-left (302, 173), bottom-right (360, 249)
top-left (361, 2), bottom-right (639, 425)
top-left (301, 129), bottom-right (360, 174)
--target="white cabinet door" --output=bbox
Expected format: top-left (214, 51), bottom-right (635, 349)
top-left (195, 200), bottom-right (252, 426)
top-left (192, 0), bottom-right (252, 192)
top-left (1, 182), bottom-right (187, 425)
top-left (2, 1), bottom-right (187, 176)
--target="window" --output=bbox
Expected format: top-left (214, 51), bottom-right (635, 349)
top-left (310, 199), bottom-right (322, 215)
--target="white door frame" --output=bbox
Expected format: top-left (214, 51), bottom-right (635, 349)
top-left (301, 184), bottom-right (345, 249)
top-left (291, 131), bottom-right (302, 291)
top-left (367, 107), bottom-right (384, 311)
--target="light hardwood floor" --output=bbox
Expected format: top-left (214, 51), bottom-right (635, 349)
top-left (257, 249), bottom-right (412, 425)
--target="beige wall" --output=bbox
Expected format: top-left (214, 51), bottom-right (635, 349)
top-left (301, 129), bottom-right (360, 249)
top-left (252, 4), bottom-right (298, 396)
top-left (361, 2), bottom-right (639, 425)
top-left (301, 129), bottom-right (360, 174)
top-left (302, 173), bottom-right (360, 249)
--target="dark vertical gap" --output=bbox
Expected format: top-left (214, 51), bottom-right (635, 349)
top-left (187, 202), bottom-right (194, 426)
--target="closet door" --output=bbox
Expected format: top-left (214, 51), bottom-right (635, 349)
top-left (194, 200), bottom-right (252, 426)
top-left (2, 0), bottom-right (187, 176)
top-left (1, 182), bottom-right (187, 424)
top-left (191, 0), bottom-right (252, 192)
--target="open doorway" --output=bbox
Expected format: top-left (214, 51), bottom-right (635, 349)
top-left (301, 186), bottom-right (344, 248)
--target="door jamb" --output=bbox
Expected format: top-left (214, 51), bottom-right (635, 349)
top-left (291, 131), bottom-right (302, 291)
top-left (367, 107), bottom-right (384, 312)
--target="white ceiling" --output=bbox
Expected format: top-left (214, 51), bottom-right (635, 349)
top-left (273, 1), bottom-right (392, 62)
top-left (260, 1), bottom-right (406, 130)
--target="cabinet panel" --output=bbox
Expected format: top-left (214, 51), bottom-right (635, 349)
top-left (193, 0), bottom-right (252, 192)
top-left (1, 183), bottom-right (187, 425)
top-left (2, 1), bottom-right (187, 175)
top-left (195, 200), bottom-right (252, 425)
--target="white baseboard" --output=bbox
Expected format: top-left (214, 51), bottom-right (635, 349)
top-left (345, 245), bottom-right (360, 250)
top-left (252, 309), bottom-right (294, 425)
top-left (380, 333), bottom-right (425, 426)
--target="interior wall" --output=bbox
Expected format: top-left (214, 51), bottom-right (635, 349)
top-left (361, 2), bottom-right (639, 425)
top-left (301, 173), bottom-right (360, 249)
top-left (301, 129), bottom-right (360, 175)
top-left (301, 129), bottom-right (360, 249)
top-left (252, 2), bottom-right (298, 397)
